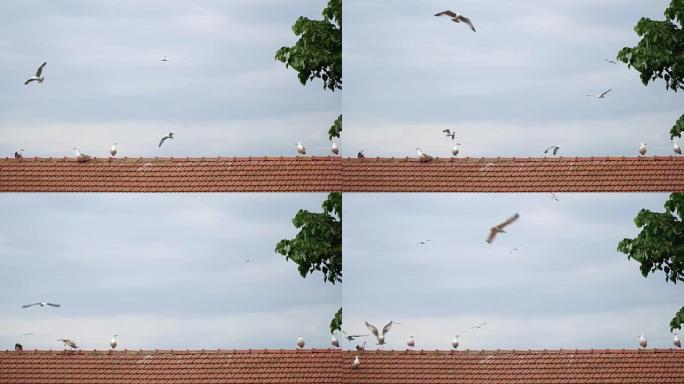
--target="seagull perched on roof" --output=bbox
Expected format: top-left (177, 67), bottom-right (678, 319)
top-left (331, 142), bottom-right (339, 155)
top-left (365, 321), bottom-right (399, 345)
top-left (22, 302), bottom-right (60, 308)
top-left (341, 330), bottom-right (370, 341)
top-left (14, 148), bottom-right (24, 159)
top-left (110, 334), bottom-right (118, 349)
top-left (452, 336), bottom-right (460, 349)
top-left (406, 336), bottom-right (415, 349)
top-left (452, 143), bottom-right (461, 157)
top-left (352, 356), bottom-right (360, 369)
top-left (24, 62), bottom-right (47, 85)
top-left (639, 334), bottom-right (647, 348)
top-left (486, 213), bottom-right (520, 244)
top-left (357, 149), bottom-right (365, 159)
top-left (331, 335), bottom-right (340, 348)
top-left (58, 338), bottom-right (79, 349)
top-left (159, 132), bottom-right (174, 147)
top-left (674, 142), bottom-right (681, 155)
top-left (296, 336), bottom-right (305, 348)
top-left (416, 147), bottom-right (433, 162)
top-left (442, 129), bottom-right (456, 140)
top-left (296, 142), bottom-right (306, 156)
top-left (110, 142), bottom-right (118, 157)
top-left (586, 89), bottom-right (611, 98)
top-left (435, 10), bottom-right (476, 32)
top-left (639, 142), bottom-right (647, 156)
top-left (73, 147), bottom-right (92, 162)
top-left (544, 145), bottom-right (560, 155)
top-left (674, 333), bottom-right (681, 348)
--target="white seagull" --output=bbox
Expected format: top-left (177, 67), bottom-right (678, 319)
top-left (435, 10), bottom-right (476, 32)
top-left (73, 147), bottom-right (92, 162)
top-left (331, 335), bottom-right (340, 348)
top-left (110, 142), bottom-right (118, 157)
top-left (674, 142), bottom-right (681, 155)
top-left (58, 338), bottom-right (79, 349)
top-left (352, 355), bottom-right (360, 369)
top-left (452, 143), bottom-right (461, 157)
top-left (297, 336), bottom-right (305, 348)
top-left (22, 302), bottom-right (60, 308)
top-left (24, 62), bottom-right (47, 85)
top-left (296, 142), bottom-right (306, 156)
top-left (416, 147), bottom-right (433, 162)
top-left (14, 148), bottom-right (24, 159)
top-left (544, 145), bottom-right (560, 155)
top-left (159, 132), bottom-right (174, 147)
top-left (674, 333), bottom-right (681, 348)
top-left (365, 321), bottom-right (399, 345)
top-left (340, 330), bottom-right (370, 341)
top-left (587, 89), bottom-right (612, 98)
top-left (486, 213), bottom-right (520, 244)
top-left (639, 142), bottom-right (647, 156)
top-left (110, 334), bottom-right (118, 349)
top-left (470, 322), bottom-right (487, 329)
top-left (331, 142), bottom-right (339, 155)
top-left (639, 334), bottom-right (647, 348)
top-left (451, 336), bottom-right (460, 349)
top-left (406, 336), bottom-right (415, 349)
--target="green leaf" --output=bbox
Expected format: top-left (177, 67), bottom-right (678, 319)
top-left (330, 307), bottom-right (342, 334)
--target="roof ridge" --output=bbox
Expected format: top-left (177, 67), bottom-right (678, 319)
top-left (3, 348), bottom-right (682, 354)
top-left (1, 156), bottom-right (342, 162)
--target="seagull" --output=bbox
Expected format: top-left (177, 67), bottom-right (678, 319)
top-left (406, 336), bottom-right (415, 349)
top-left (22, 302), bottom-right (60, 308)
top-left (417, 240), bottom-right (430, 245)
top-left (331, 335), bottom-right (340, 348)
top-left (357, 149), bottom-right (365, 159)
top-left (551, 193), bottom-right (559, 202)
top-left (470, 322), bottom-right (487, 329)
top-left (73, 147), bottom-right (92, 162)
top-left (15, 343), bottom-right (23, 351)
top-left (14, 148), bottom-right (24, 159)
top-left (331, 142), bottom-right (339, 155)
top-left (435, 10), bottom-right (476, 32)
top-left (24, 62), bottom-right (47, 85)
top-left (341, 330), bottom-right (370, 341)
top-left (674, 333), bottom-right (681, 348)
top-left (58, 338), bottom-right (79, 349)
top-left (297, 336), bottom-right (305, 348)
top-left (296, 142), bottom-right (306, 156)
top-left (639, 334), bottom-right (647, 348)
top-left (586, 89), bottom-right (611, 98)
top-left (110, 142), bottom-right (118, 157)
top-left (510, 247), bottom-right (518, 254)
top-left (544, 145), bottom-right (560, 155)
top-left (352, 356), bottom-right (360, 369)
top-left (159, 132), bottom-right (174, 147)
top-left (161, 56), bottom-right (168, 62)
top-left (486, 213), bottom-right (520, 244)
top-left (442, 129), bottom-right (456, 140)
top-left (639, 142), bottom-right (647, 156)
top-left (355, 340), bottom-right (366, 351)
top-left (110, 334), bottom-right (118, 349)
top-left (365, 321), bottom-right (398, 345)
top-left (674, 142), bottom-right (681, 155)
top-left (605, 59), bottom-right (617, 64)
top-left (452, 143), bottom-right (461, 157)
top-left (23, 333), bottom-right (35, 336)
top-left (416, 147), bottom-right (433, 162)
top-left (451, 336), bottom-right (460, 349)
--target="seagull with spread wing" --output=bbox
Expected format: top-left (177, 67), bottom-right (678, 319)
top-left (435, 10), bottom-right (476, 32)
top-left (22, 302), bottom-right (60, 308)
top-left (544, 145), bottom-right (560, 155)
top-left (25, 62), bottom-right (47, 85)
top-left (341, 330), bottom-right (370, 341)
top-left (159, 132), bottom-right (174, 147)
top-left (442, 129), bottom-right (456, 140)
top-left (58, 338), bottom-right (79, 349)
top-left (14, 148), bottom-right (24, 159)
top-left (586, 89), bottom-right (611, 98)
top-left (486, 213), bottom-right (520, 244)
top-left (365, 321), bottom-right (399, 345)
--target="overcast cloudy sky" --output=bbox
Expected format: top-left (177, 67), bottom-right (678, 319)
top-left (344, 0), bottom-right (683, 158)
top-left (0, 0), bottom-right (339, 158)
top-left (343, 193), bottom-right (682, 350)
top-left (0, 194), bottom-right (340, 350)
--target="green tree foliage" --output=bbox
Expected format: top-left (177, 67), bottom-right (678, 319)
top-left (276, 193), bottom-right (342, 333)
top-left (618, 193), bottom-right (684, 331)
top-left (329, 114), bottom-right (342, 140)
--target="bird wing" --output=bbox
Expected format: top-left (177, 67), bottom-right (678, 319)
top-left (35, 62), bottom-right (47, 77)
top-left (485, 228), bottom-right (498, 244)
top-left (159, 136), bottom-right (168, 147)
top-left (553, 146), bottom-right (559, 155)
top-left (435, 10), bottom-right (457, 17)
top-left (365, 322), bottom-right (379, 337)
top-left (497, 213), bottom-right (520, 229)
top-left (459, 16), bottom-right (476, 31)
top-left (442, 129), bottom-right (451, 134)
top-left (46, 303), bottom-right (60, 307)
top-left (544, 145), bottom-right (556, 153)
top-left (24, 78), bottom-right (36, 85)
top-left (382, 321), bottom-right (394, 336)
top-left (599, 89), bottom-right (612, 97)
top-left (22, 303), bottom-right (39, 308)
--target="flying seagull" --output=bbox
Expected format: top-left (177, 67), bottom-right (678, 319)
top-left (352, 356), bottom-right (360, 369)
top-left (58, 338), bottom-right (79, 349)
top-left (586, 89), bottom-right (611, 98)
top-left (110, 142), bottom-right (118, 157)
top-left (674, 142), bottom-right (682, 155)
top-left (355, 340), bottom-right (366, 351)
top-left (331, 335), bottom-right (340, 348)
top-left (159, 132), bottom-right (174, 147)
top-left (296, 142), bottom-right (306, 156)
top-left (451, 336), bottom-right (460, 350)
top-left (365, 321), bottom-right (399, 345)
top-left (417, 240), bottom-right (430, 245)
top-left (73, 147), bottom-right (92, 162)
top-left (22, 302), bottom-right (60, 308)
top-left (551, 193), bottom-right (559, 202)
top-left (110, 334), bottom-right (118, 349)
top-left (442, 129), bottom-right (456, 140)
top-left (24, 62), bottom-right (47, 85)
top-left (14, 148), bottom-right (24, 159)
top-left (357, 149), bottom-right (365, 159)
top-left (341, 330), bottom-right (370, 341)
top-left (639, 334), bottom-right (647, 348)
top-left (15, 343), bottom-right (23, 351)
top-left (486, 213), bottom-right (520, 244)
top-left (296, 336), bottom-right (305, 348)
top-left (452, 143), bottom-right (461, 157)
top-left (674, 333), bottom-right (681, 348)
top-left (435, 10), bottom-right (476, 32)
top-left (639, 142), bottom-right (647, 156)
top-left (406, 336), bottom-right (415, 349)
top-left (161, 56), bottom-right (168, 62)
top-left (416, 147), bottom-right (433, 162)
top-left (470, 322), bottom-right (487, 329)
top-left (331, 142), bottom-right (339, 155)
top-left (544, 145), bottom-right (560, 155)
top-left (605, 59), bottom-right (617, 64)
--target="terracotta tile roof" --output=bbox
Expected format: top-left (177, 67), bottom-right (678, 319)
top-left (1, 156), bottom-right (684, 192)
top-left (0, 157), bottom-right (341, 192)
top-left (343, 157), bottom-right (684, 192)
top-left (2, 349), bottom-right (683, 384)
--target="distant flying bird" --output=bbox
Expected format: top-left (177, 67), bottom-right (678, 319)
top-left (435, 10), bottom-right (476, 32)
top-left (296, 142), bottom-right (306, 155)
top-left (58, 338), bottom-right (79, 349)
top-left (605, 59), bottom-right (617, 64)
top-left (24, 62), bottom-right (47, 85)
top-left (331, 142), bottom-right (339, 155)
top-left (674, 142), bottom-right (681, 155)
top-left (161, 56), bottom-right (168, 62)
top-left (110, 142), bottom-right (118, 157)
top-left (510, 247), bottom-right (518, 254)
top-left (14, 148), bottom-right (24, 159)
top-left (470, 322), bottom-right (487, 329)
top-left (674, 333), bottom-right (681, 348)
top-left (586, 89), bottom-right (611, 98)
top-left (355, 340), bottom-right (366, 351)
top-left (544, 145), bottom-right (560, 155)
top-left (357, 149), bottom-right (365, 159)
top-left (416, 147), bottom-right (433, 162)
top-left (639, 334), bottom-right (647, 348)
top-left (15, 343), bottom-right (23, 351)
top-left (352, 355), bottom-right (360, 369)
top-left (417, 240), bottom-right (430, 245)
top-left (159, 132), bottom-right (174, 147)
top-left (551, 193), bottom-right (559, 202)
top-left (341, 330), bottom-right (369, 341)
top-left (73, 147), bottom-right (92, 162)
top-left (442, 129), bottom-right (456, 140)
top-left (331, 335), bottom-right (339, 348)
top-left (366, 321), bottom-right (398, 345)
top-left (452, 143), bottom-right (461, 157)
top-left (23, 333), bottom-right (34, 336)
top-left (110, 334), bottom-right (118, 349)
top-left (451, 336), bottom-right (460, 349)
top-left (639, 142), bottom-right (647, 156)
top-left (22, 302), bottom-right (60, 309)
top-left (486, 213), bottom-right (520, 244)
top-left (297, 336), bottom-right (305, 348)
top-left (406, 336), bottom-right (415, 349)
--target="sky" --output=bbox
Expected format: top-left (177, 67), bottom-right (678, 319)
top-left (343, 193), bottom-right (682, 350)
top-left (0, 0), bottom-right (340, 158)
top-left (0, 194), bottom-right (340, 351)
top-left (344, 0), bottom-right (683, 158)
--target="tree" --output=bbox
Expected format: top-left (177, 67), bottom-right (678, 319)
top-left (617, 0), bottom-right (684, 138)
top-left (275, 192), bottom-right (342, 333)
top-left (618, 193), bottom-right (684, 331)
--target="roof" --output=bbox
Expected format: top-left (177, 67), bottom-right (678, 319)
top-left (1, 156), bottom-right (683, 192)
top-left (2, 349), bottom-right (683, 384)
